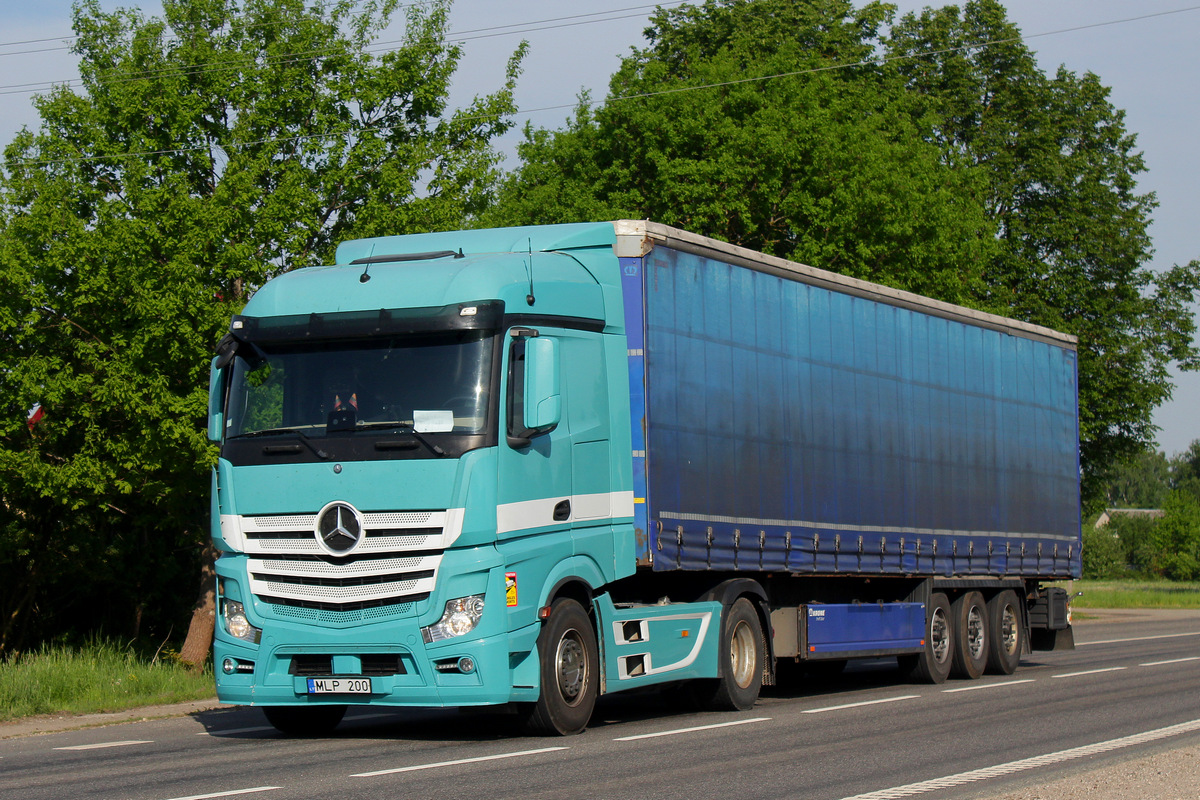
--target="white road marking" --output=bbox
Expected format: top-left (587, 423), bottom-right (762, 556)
top-left (1140, 656), bottom-right (1200, 667)
top-left (942, 679), bottom-right (1035, 693)
top-left (836, 718), bottom-right (1200, 800)
top-left (165, 788), bottom-right (281, 800)
top-left (803, 695), bottom-right (920, 714)
top-left (351, 746), bottom-right (568, 777)
top-left (614, 717), bottom-right (771, 741)
top-left (54, 740), bottom-right (152, 751)
top-left (1051, 666), bottom-right (1127, 679)
top-left (1078, 631), bottom-right (1200, 646)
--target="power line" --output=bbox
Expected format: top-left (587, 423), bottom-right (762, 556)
top-left (0, 0), bottom-right (417, 53)
top-left (10, 3), bottom-right (1200, 168)
top-left (0, 1), bottom-right (682, 94)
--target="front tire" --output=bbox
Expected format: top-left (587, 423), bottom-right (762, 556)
top-left (519, 598), bottom-right (599, 736)
top-left (694, 597), bottom-right (764, 711)
top-left (262, 705), bottom-right (347, 736)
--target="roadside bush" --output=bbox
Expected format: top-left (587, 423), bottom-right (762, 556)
top-left (1151, 491), bottom-right (1200, 581)
top-left (1082, 527), bottom-right (1127, 579)
top-left (1104, 513), bottom-right (1160, 576)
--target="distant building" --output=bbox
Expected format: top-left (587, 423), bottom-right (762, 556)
top-left (1094, 508), bottom-right (1165, 528)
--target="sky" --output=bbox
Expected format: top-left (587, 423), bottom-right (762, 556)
top-left (2, 0), bottom-right (1197, 455)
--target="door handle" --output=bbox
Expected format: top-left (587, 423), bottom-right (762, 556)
top-left (553, 499), bottom-right (572, 522)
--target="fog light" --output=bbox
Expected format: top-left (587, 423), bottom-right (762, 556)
top-left (222, 657), bottom-right (237, 675)
top-left (457, 657), bottom-right (476, 674)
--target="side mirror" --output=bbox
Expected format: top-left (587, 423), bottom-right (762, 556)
top-left (523, 336), bottom-right (561, 431)
top-left (208, 357), bottom-right (226, 442)
top-left (507, 331), bottom-right (561, 448)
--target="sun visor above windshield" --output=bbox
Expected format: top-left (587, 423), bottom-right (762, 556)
top-left (228, 301), bottom-right (504, 344)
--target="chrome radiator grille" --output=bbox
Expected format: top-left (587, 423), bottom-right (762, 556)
top-left (236, 511), bottom-right (451, 610)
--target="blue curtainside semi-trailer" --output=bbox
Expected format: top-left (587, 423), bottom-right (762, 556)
top-left (207, 220), bottom-right (1081, 735)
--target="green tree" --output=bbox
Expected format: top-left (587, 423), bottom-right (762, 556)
top-left (1080, 526), bottom-right (1126, 580)
top-left (1150, 491), bottom-right (1200, 581)
top-left (492, 0), bottom-right (1200, 510)
top-left (0, 0), bottom-right (523, 657)
top-left (1169, 440), bottom-right (1200, 502)
top-left (1105, 448), bottom-right (1171, 509)
top-left (886, 0), bottom-right (1200, 509)
top-left (487, 0), bottom-right (999, 304)
top-left (1104, 512), bottom-right (1161, 577)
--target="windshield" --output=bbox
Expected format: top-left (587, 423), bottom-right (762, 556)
top-left (225, 330), bottom-right (494, 438)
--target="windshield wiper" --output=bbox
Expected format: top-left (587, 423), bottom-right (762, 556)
top-left (234, 427), bottom-right (329, 459)
top-left (357, 421), bottom-right (446, 457)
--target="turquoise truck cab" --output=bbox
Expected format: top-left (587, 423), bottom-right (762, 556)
top-left (208, 223), bottom-right (718, 736)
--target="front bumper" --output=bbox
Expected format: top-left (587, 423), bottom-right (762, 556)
top-left (214, 555), bottom-right (535, 708)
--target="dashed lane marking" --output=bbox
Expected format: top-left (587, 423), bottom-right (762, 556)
top-left (803, 695), bottom-right (920, 714)
top-left (1140, 656), bottom-right (1200, 667)
top-left (55, 740), bottom-right (153, 751)
top-left (614, 717), bottom-right (772, 741)
top-left (942, 679), bottom-right (1035, 693)
top-left (1052, 666), bottom-right (1127, 679)
top-left (164, 788), bottom-right (281, 800)
top-left (351, 746), bottom-right (568, 777)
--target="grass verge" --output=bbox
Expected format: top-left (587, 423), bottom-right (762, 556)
top-left (1062, 579), bottom-right (1200, 609)
top-left (0, 640), bottom-right (214, 723)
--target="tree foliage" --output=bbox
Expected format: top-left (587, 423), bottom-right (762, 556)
top-left (486, 0), bottom-right (997, 304)
top-left (1090, 440), bottom-right (1200, 579)
top-left (1105, 449), bottom-right (1172, 509)
top-left (489, 0), bottom-right (1200, 510)
top-left (0, 0), bottom-right (522, 656)
top-left (886, 0), bottom-right (1200, 509)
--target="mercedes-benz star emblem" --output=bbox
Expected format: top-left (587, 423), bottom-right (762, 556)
top-left (315, 502), bottom-right (364, 555)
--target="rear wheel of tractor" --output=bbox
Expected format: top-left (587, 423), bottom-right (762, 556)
top-left (951, 591), bottom-right (989, 679)
top-left (518, 598), bottom-right (599, 736)
top-left (262, 705), bottom-right (347, 736)
top-left (694, 597), bottom-right (764, 711)
top-left (899, 591), bottom-right (952, 684)
top-left (986, 590), bottom-right (1023, 675)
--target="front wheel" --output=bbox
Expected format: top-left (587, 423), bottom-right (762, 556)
top-left (262, 705), bottom-right (347, 736)
top-left (694, 597), bottom-right (764, 711)
top-left (518, 597), bottom-right (599, 736)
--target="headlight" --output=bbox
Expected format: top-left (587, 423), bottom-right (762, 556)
top-left (223, 600), bottom-right (262, 644)
top-left (422, 595), bottom-right (485, 643)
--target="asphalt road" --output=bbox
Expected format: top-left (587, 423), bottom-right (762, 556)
top-left (3, 609), bottom-right (1198, 800)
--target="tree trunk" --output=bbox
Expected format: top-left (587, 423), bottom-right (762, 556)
top-left (178, 543), bottom-right (218, 669)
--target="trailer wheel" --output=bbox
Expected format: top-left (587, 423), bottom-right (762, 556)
top-left (985, 590), bottom-right (1023, 675)
top-left (518, 598), bottom-right (598, 736)
top-left (694, 597), bottom-right (763, 711)
top-left (899, 591), bottom-right (952, 684)
top-left (951, 591), bottom-right (989, 679)
top-left (262, 705), bottom-right (346, 736)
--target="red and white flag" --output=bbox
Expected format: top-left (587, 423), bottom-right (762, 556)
top-left (27, 403), bottom-right (44, 430)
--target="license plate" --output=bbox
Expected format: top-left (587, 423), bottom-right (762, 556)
top-left (306, 677), bottom-right (372, 694)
